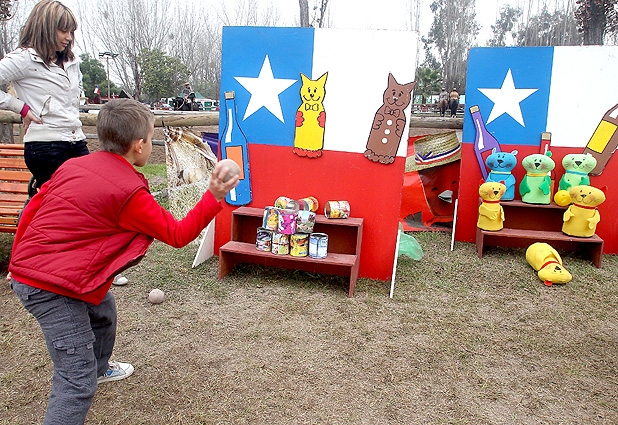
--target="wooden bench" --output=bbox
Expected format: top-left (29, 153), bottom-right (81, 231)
top-left (476, 199), bottom-right (604, 267)
top-left (0, 143), bottom-right (31, 233)
top-left (219, 206), bottom-right (363, 297)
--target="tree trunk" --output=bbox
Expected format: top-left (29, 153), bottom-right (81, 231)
top-left (299, 0), bottom-right (309, 27)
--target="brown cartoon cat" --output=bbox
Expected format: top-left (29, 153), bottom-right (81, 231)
top-left (365, 73), bottom-right (416, 164)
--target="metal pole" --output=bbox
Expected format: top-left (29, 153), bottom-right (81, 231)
top-left (106, 57), bottom-right (111, 101)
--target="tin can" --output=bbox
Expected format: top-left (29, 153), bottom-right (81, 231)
top-left (308, 233), bottom-right (328, 258)
top-left (255, 227), bottom-right (272, 252)
top-left (290, 233), bottom-right (309, 257)
top-left (295, 210), bottom-right (316, 234)
top-left (274, 196), bottom-right (295, 209)
top-left (262, 206), bottom-right (279, 231)
top-left (276, 209), bottom-right (297, 234)
top-left (324, 201), bottom-right (350, 219)
top-left (298, 197), bottom-right (319, 212)
top-left (272, 233), bottom-right (290, 255)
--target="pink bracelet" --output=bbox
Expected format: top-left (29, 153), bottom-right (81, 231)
top-left (20, 104), bottom-right (30, 119)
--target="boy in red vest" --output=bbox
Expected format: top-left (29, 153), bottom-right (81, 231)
top-left (9, 98), bottom-right (238, 425)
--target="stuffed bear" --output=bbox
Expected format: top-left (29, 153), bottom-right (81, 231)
top-left (477, 180), bottom-right (506, 231)
top-left (558, 153), bottom-right (597, 191)
top-left (519, 152), bottom-right (555, 204)
top-left (562, 185), bottom-right (606, 238)
top-left (525, 242), bottom-right (572, 286)
top-left (485, 148), bottom-right (518, 201)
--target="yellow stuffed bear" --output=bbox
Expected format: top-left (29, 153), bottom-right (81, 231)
top-left (525, 242), bottom-right (572, 286)
top-left (562, 185), bottom-right (606, 238)
top-left (477, 180), bottom-right (506, 231)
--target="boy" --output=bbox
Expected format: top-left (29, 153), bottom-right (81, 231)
top-left (9, 98), bottom-right (238, 425)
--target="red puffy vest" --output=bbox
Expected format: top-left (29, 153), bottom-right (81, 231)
top-left (10, 152), bottom-right (153, 295)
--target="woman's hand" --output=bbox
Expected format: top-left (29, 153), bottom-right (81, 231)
top-left (208, 162), bottom-right (240, 202)
top-left (22, 109), bottom-right (42, 133)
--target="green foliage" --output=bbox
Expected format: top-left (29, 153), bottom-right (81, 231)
top-left (414, 67), bottom-right (442, 103)
top-left (138, 48), bottom-right (190, 103)
top-left (79, 53), bottom-right (117, 99)
top-left (514, 6), bottom-right (582, 46)
top-left (425, 0), bottom-right (479, 93)
top-left (488, 5), bottom-right (522, 47)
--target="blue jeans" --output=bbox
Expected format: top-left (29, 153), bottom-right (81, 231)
top-left (24, 140), bottom-right (89, 189)
top-left (11, 279), bottom-right (117, 425)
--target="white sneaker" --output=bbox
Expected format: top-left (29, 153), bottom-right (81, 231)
top-left (113, 275), bottom-right (129, 286)
top-left (97, 361), bottom-right (134, 384)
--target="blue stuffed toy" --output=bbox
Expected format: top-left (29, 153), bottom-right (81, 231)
top-left (485, 148), bottom-right (518, 201)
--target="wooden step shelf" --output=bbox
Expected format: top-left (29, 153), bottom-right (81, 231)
top-left (476, 200), bottom-right (604, 268)
top-left (219, 206), bottom-right (363, 296)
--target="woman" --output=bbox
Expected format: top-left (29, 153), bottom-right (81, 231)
top-left (0, 0), bottom-right (88, 189)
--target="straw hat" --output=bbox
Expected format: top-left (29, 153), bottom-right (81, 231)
top-left (405, 131), bottom-right (461, 172)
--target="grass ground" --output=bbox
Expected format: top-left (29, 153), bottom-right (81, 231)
top-left (1, 228), bottom-right (617, 424)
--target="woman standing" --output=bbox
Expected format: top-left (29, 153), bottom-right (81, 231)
top-left (0, 0), bottom-right (88, 189)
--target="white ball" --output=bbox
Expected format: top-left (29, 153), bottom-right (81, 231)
top-left (148, 288), bottom-right (165, 304)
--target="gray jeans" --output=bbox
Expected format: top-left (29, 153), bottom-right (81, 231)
top-left (11, 279), bottom-right (117, 425)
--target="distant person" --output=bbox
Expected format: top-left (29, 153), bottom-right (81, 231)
top-left (0, 0), bottom-right (88, 189)
top-left (9, 98), bottom-right (239, 425)
top-left (449, 87), bottom-right (460, 117)
top-left (438, 87), bottom-right (449, 117)
top-left (182, 81), bottom-right (193, 100)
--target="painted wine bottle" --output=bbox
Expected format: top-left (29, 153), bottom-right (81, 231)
top-left (220, 91), bottom-right (252, 205)
top-left (470, 105), bottom-right (501, 180)
top-left (582, 103), bottom-right (618, 176)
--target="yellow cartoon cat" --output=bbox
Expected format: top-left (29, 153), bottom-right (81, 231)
top-left (525, 242), bottom-right (572, 286)
top-left (294, 72), bottom-right (328, 158)
top-left (477, 180), bottom-right (506, 231)
top-left (562, 185), bottom-right (606, 238)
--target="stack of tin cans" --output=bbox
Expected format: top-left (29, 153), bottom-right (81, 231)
top-left (256, 196), bottom-right (327, 258)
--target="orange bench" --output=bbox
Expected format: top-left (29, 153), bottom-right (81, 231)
top-left (0, 143), bottom-right (31, 233)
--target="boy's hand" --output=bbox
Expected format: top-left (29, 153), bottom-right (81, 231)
top-left (209, 161), bottom-right (240, 202)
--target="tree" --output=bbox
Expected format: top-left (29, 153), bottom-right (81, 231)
top-left (425, 0), bottom-right (479, 93)
top-left (575, 0), bottom-right (618, 44)
top-left (515, 6), bottom-right (582, 46)
top-left (414, 67), bottom-right (442, 104)
top-left (138, 48), bottom-right (189, 103)
top-left (488, 5), bottom-right (522, 47)
top-left (299, 0), bottom-right (310, 27)
top-left (79, 53), bottom-right (117, 100)
top-left (77, 0), bottom-right (174, 101)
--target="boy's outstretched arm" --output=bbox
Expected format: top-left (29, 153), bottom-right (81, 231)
top-left (118, 163), bottom-right (239, 248)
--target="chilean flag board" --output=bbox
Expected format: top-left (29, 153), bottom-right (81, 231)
top-left (457, 46), bottom-right (618, 254)
top-left (215, 27), bottom-right (419, 283)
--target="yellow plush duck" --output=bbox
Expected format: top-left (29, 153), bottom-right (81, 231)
top-left (525, 242), bottom-right (572, 286)
top-left (477, 180), bottom-right (506, 231)
top-left (562, 185), bottom-right (606, 238)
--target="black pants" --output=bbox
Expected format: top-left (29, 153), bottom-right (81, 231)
top-left (24, 140), bottom-right (89, 189)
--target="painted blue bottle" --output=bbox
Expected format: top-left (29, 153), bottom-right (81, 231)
top-left (220, 91), bottom-right (252, 205)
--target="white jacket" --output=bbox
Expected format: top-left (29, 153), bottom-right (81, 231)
top-left (0, 47), bottom-right (85, 143)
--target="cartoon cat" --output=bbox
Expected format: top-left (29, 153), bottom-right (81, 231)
top-left (477, 180), bottom-right (506, 231)
top-left (485, 148), bottom-right (518, 201)
top-left (525, 242), bottom-right (572, 286)
top-left (364, 73), bottom-right (416, 164)
top-left (519, 152), bottom-right (555, 204)
top-left (562, 185), bottom-right (606, 238)
top-left (558, 153), bottom-right (597, 191)
top-left (294, 72), bottom-right (328, 158)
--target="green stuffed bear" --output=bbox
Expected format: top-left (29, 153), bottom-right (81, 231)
top-left (558, 153), bottom-right (597, 191)
top-left (520, 151), bottom-right (555, 204)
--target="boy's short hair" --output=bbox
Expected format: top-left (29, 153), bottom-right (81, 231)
top-left (97, 99), bottom-right (155, 155)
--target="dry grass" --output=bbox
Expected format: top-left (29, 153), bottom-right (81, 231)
top-left (1, 227), bottom-right (618, 424)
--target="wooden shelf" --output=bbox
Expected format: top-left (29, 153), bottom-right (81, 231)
top-left (219, 206), bottom-right (364, 296)
top-left (476, 201), bottom-right (603, 267)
